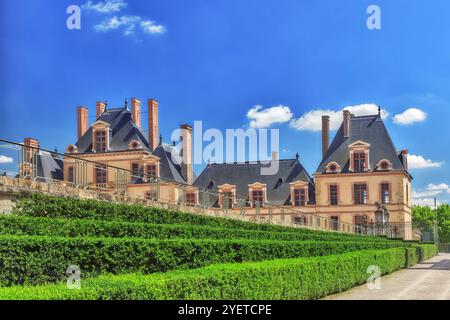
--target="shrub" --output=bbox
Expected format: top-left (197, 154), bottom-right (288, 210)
top-left (413, 244), bottom-right (437, 261)
top-left (0, 216), bottom-right (405, 243)
top-left (0, 235), bottom-right (404, 286)
top-left (11, 193), bottom-right (392, 242)
top-left (0, 248), bottom-right (409, 300)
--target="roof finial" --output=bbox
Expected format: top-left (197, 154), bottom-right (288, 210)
top-left (296, 152), bottom-right (299, 160)
top-left (105, 100), bottom-right (108, 110)
top-left (125, 98), bottom-right (128, 109)
top-left (378, 105), bottom-right (381, 116)
top-left (159, 134), bottom-right (163, 145)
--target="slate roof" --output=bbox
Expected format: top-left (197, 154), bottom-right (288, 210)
top-left (316, 113), bottom-right (408, 174)
top-left (36, 151), bottom-right (64, 181)
top-left (193, 158), bottom-right (315, 206)
top-left (73, 106), bottom-right (189, 184)
top-left (75, 108), bottom-right (150, 154)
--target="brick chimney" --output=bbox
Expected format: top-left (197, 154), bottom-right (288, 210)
top-left (272, 151), bottom-right (278, 161)
top-left (180, 124), bottom-right (193, 184)
top-left (96, 101), bottom-right (106, 118)
top-left (322, 115), bottom-right (330, 158)
top-left (343, 110), bottom-right (351, 138)
top-left (148, 99), bottom-right (159, 150)
top-left (77, 106), bottom-right (89, 139)
top-left (401, 149), bottom-right (408, 171)
top-left (23, 138), bottom-right (39, 163)
top-left (131, 98), bottom-right (141, 127)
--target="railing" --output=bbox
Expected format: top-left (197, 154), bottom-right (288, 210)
top-left (0, 138), bottom-right (414, 238)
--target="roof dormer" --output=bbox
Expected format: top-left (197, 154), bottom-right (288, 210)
top-left (348, 140), bottom-right (370, 172)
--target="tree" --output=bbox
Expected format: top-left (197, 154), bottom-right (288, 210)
top-left (412, 204), bottom-right (450, 242)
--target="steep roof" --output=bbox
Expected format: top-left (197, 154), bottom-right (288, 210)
top-left (36, 151), bottom-right (64, 181)
top-left (316, 114), bottom-right (407, 174)
top-left (152, 143), bottom-right (187, 184)
top-left (75, 108), bottom-right (150, 153)
top-left (194, 158), bottom-right (315, 205)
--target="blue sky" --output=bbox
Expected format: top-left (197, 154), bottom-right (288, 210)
top-left (0, 0), bottom-right (449, 206)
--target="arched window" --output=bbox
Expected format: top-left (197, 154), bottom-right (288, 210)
top-left (377, 159), bottom-right (392, 171)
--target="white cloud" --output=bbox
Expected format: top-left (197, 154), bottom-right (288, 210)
top-left (412, 198), bottom-right (445, 207)
top-left (290, 104), bottom-right (388, 132)
top-left (427, 183), bottom-right (450, 194)
top-left (140, 20), bottom-right (166, 34)
top-left (247, 105), bottom-right (293, 129)
top-left (82, 0), bottom-right (127, 14)
top-left (407, 154), bottom-right (444, 169)
top-left (393, 108), bottom-right (427, 125)
top-left (0, 155), bottom-right (13, 164)
top-left (94, 16), bottom-right (165, 36)
top-left (412, 190), bottom-right (442, 198)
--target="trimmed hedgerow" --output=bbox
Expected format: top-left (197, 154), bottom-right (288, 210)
top-left (0, 248), bottom-right (409, 300)
top-left (404, 247), bottom-right (419, 267)
top-left (0, 235), bottom-right (405, 286)
top-left (11, 193), bottom-right (392, 242)
top-left (0, 215), bottom-right (405, 243)
top-left (413, 244), bottom-right (437, 261)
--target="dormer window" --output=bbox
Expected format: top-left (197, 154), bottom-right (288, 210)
top-left (66, 144), bottom-right (78, 154)
top-left (129, 140), bottom-right (141, 150)
top-left (325, 161), bottom-right (341, 173)
top-left (218, 184), bottom-right (236, 209)
top-left (94, 130), bottom-right (107, 152)
top-left (348, 140), bottom-right (370, 172)
top-left (377, 159), bottom-right (392, 171)
top-left (248, 182), bottom-right (267, 208)
top-left (353, 152), bottom-right (366, 172)
top-left (290, 181), bottom-right (309, 207)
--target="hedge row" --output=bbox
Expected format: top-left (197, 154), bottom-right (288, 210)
top-left (0, 235), bottom-right (405, 286)
top-left (413, 244), bottom-right (437, 261)
top-left (0, 249), bottom-right (408, 300)
top-left (12, 193), bottom-right (391, 241)
top-left (0, 216), bottom-right (404, 243)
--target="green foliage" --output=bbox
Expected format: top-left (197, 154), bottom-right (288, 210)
top-left (11, 193), bottom-right (390, 241)
top-left (0, 249), bottom-right (409, 300)
top-left (0, 235), bottom-right (404, 287)
top-left (0, 215), bottom-right (403, 243)
top-left (412, 204), bottom-right (450, 242)
top-left (413, 244), bottom-right (437, 261)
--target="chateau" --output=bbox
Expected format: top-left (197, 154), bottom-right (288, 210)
top-left (21, 98), bottom-right (413, 239)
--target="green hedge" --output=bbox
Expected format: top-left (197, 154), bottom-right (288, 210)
top-left (0, 248), bottom-right (409, 300)
top-left (413, 244), bottom-right (437, 261)
top-left (11, 193), bottom-right (391, 242)
top-left (404, 247), bottom-right (419, 267)
top-left (0, 235), bottom-right (405, 286)
top-left (0, 216), bottom-right (404, 243)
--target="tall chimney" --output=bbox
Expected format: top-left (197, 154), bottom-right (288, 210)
top-left (322, 115), bottom-right (330, 158)
top-left (401, 149), bottom-right (408, 171)
top-left (23, 138), bottom-right (39, 163)
top-left (96, 101), bottom-right (106, 118)
top-left (131, 98), bottom-right (141, 127)
top-left (343, 110), bottom-right (351, 138)
top-left (77, 106), bottom-right (89, 139)
top-left (180, 124), bottom-right (193, 185)
top-left (148, 99), bottom-right (159, 150)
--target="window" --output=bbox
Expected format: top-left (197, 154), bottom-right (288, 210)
top-left (252, 190), bottom-right (264, 207)
top-left (147, 164), bottom-right (157, 177)
top-left (380, 161), bottom-right (389, 170)
top-left (94, 130), bottom-right (107, 152)
top-left (354, 183), bottom-right (367, 204)
top-left (294, 216), bottom-right (308, 225)
top-left (329, 184), bottom-right (338, 205)
top-left (381, 183), bottom-right (390, 204)
top-left (353, 152), bottom-right (366, 172)
top-left (329, 164), bottom-right (337, 172)
top-left (221, 191), bottom-right (233, 209)
top-left (185, 192), bottom-right (197, 205)
top-left (95, 164), bottom-right (107, 184)
top-left (293, 188), bottom-right (306, 206)
top-left (68, 166), bottom-right (74, 183)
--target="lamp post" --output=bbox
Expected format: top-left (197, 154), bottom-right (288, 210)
top-left (433, 197), bottom-right (439, 248)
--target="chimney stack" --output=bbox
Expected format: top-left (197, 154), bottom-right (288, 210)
top-left (131, 98), bottom-right (141, 127)
top-left (272, 151), bottom-right (278, 161)
top-left (148, 99), bottom-right (159, 150)
top-left (96, 101), bottom-right (106, 118)
top-left (23, 138), bottom-right (39, 163)
top-left (322, 115), bottom-right (330, 158)
top-left (180, 124), bottom-right (193, 184)
top-left (77, 106), bottom-right (89, 139)
top-left (401, 149), bottom-right (409, 171)
top-left (343, 110), bottom-right (351, 138)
